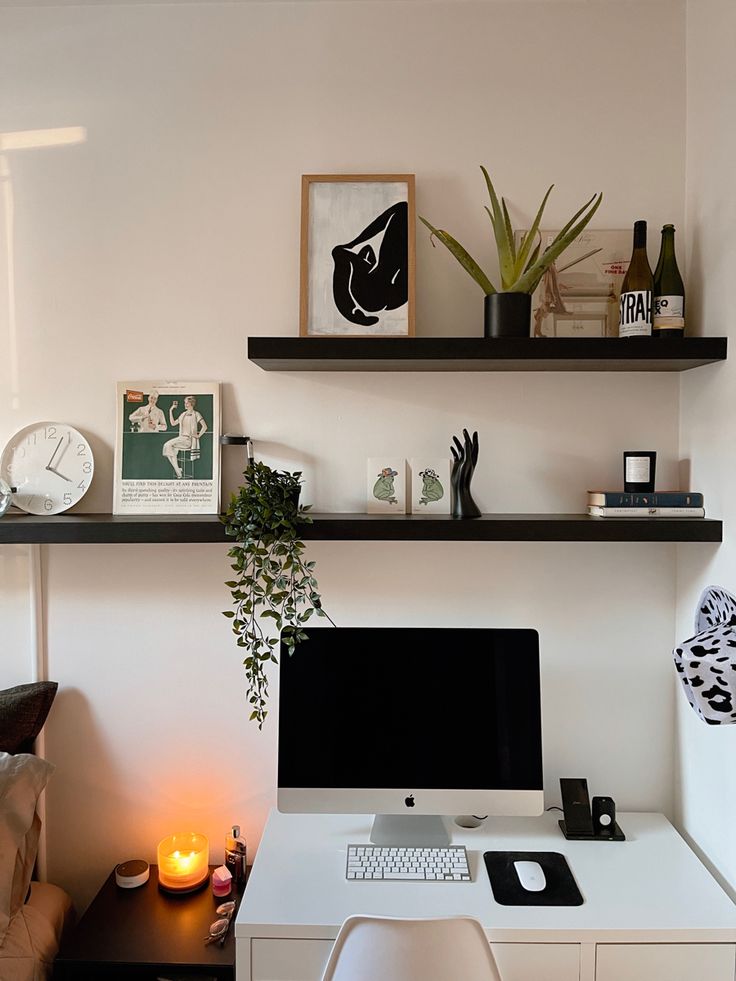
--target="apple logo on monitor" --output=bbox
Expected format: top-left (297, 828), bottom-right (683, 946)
top-left (405, 794), bottom-right (415, 808)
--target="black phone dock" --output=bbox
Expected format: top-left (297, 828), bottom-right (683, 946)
top-left (559, 778), bottom-right (626, 841)
top-left (558, 819), bottom-right (626, 841)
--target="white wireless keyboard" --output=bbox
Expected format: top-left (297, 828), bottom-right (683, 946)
top-left (346, 844), bottom-right (471, 881)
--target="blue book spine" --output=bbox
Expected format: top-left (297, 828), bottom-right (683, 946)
top-left (589, 491), bottom-right (704, 507)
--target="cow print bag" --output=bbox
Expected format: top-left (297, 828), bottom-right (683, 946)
top-left (674, 586), bottom-right (736, 725)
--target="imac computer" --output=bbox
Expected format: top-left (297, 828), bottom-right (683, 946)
top-left (277, 627), bottom-right (543, 846)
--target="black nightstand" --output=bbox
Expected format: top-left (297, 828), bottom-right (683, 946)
top-left (55, 865), bottom-right (245, 980)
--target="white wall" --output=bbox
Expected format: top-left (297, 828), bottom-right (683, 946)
top-left (0, 546), bottom-right (32, 687)
top-left (0, 0), bottom-right (689, 912)
top-left (675, 0), bottom-right (736, 897)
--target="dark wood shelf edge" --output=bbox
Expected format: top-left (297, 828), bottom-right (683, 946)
top-left (247, 336), bottom-right (728, 372)
top-left (0, 513), bottom-right (225, 544)
top-left (0, 513), bottom-right (722, 544)
top-left (299, 514), bottom-right (723, 543)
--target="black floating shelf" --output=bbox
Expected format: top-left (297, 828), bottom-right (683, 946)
top-left (0, 512), bottom-right (722, 544)
top-left (247, 336), bottom-right (727, 372)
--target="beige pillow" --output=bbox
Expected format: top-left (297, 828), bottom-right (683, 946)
top-left (0, 752), bottom-right (54, 945)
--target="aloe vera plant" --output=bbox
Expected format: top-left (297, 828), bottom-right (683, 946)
top-left (420, 166), bottom-right (602, 295)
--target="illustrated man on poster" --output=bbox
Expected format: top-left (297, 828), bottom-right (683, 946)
top-left (128, 391), bottom-right (167, 433)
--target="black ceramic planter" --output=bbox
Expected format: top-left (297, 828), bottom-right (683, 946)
top-left (484, 292), bottom-right (532, 338)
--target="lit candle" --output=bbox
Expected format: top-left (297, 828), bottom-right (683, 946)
top-left (157, 832), bottom-right (209, 892)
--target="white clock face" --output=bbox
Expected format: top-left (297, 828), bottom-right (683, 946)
top-left (1, 422), bottom-right (94, 515)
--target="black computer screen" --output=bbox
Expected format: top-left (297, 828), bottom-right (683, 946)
top-left (278, 627), bottom-right (543, 791)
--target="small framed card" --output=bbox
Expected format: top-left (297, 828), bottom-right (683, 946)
top-left (367, 458), bottom-right (406, 513)
top-left (410, 459), bottom-right (451, 514)
top-left (514, 228), bottom-right (631, 337)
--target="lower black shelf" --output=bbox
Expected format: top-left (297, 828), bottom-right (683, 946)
top-left (0, 512), bottom-right (722, 544)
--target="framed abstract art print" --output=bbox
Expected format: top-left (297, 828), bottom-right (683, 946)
top-left (300, 174), bottom-right (416, 337)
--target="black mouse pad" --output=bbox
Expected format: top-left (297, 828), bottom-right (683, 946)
top-left (483, 851), bottom-right (584, 906)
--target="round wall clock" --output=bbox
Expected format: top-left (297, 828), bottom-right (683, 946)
top-left (0, 422), bottom-right (95, 515)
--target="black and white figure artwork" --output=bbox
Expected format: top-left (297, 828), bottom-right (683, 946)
top-left (331, 202), bottom-right (408, 328)
top-left (301, 176), bottom-right (415, 336)
top-left (674, 585), bottom-right (736, 725)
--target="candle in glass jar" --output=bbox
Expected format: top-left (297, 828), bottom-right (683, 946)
top-left (157, 832), bottom-right (209, 892)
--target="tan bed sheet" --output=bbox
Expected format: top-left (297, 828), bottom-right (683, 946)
top-left (0, 882), bottom-right (74, 981)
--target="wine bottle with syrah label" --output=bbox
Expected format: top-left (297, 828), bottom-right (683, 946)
top-left (619, 220), bottom-right (653, 338)
top-left (653, 224), bottom-right (685, 338)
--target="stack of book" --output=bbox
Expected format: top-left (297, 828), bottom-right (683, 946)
top-left (587, 491), bottom-right (705, 518)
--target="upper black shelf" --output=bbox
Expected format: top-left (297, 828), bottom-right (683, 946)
top-left (0, 512), bottom-right (722, 544)
top-left (248, 336), bottom-right (727, 372)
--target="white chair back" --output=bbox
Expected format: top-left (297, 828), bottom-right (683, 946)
top-left (321, 914), bottom-right (502, 981)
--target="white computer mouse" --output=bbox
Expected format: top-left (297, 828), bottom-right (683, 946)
top-left (513, 860), bottom-right (546, 892)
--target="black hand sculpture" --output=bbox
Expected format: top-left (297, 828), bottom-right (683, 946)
top-left (450, 429), bottom-right (480, 519)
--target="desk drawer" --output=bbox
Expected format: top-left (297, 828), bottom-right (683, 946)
top-left (251, 939), bottom-right (579, 981)
top-left (252, 939), bottom-right (333, 980)
top-left (493, 943), bottom-right (580, 980)
top-left (596, 943), bottom-right (736, 981)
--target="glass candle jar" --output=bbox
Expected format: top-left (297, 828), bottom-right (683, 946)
top-left (157, 832), bottom-right (209, 893)
top-left (623, 450), bottom-right (656, 493)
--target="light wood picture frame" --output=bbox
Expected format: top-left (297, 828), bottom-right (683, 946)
top-left (300, 174), bottom-right (415, 337)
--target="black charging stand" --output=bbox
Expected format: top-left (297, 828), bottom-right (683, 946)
top-left (558, 778), bottom-right (626, 841)
top-left (558, 819), bottom-right (626, 841)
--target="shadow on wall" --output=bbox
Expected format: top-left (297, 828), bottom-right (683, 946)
top-left (686, 213), bottom-right (706, 337)
top-left (220, 381), bottom-right (248, 503)
top-left (43, 687), bottom-right (124, 913)
top-left (219, 380), bottom-right (318, 502)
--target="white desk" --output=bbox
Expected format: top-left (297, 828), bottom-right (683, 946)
top-left (235, 810), bottom-right (736, 981)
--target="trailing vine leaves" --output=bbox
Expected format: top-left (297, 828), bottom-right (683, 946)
top-left (222, 462), bottom-right (333, 728)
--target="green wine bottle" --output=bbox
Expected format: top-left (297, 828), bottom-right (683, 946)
top-left (653, 224), bottom-right (685, 338)
top-left (619, 220), bottom-right (653, 338)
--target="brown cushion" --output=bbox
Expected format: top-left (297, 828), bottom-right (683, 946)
top-left (0, 753), bottom-right (54, 944)
top-left (0, 683), bottom-right (58, 755)
top-left (0, 882), bottom-right (73, 980)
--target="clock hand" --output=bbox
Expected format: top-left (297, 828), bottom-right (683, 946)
top-left (46, 436), bottom-right (64, 470)
top-left (47, 466), bottom-right (72, 483)
top-left (56, 431), bottom-right (72, 467)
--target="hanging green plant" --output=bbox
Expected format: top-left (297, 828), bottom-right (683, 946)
top-left (222, 461), bottom-right (333, 727)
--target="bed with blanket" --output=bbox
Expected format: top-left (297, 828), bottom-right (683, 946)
top-left (0, 682), bottom-right (74, 981)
